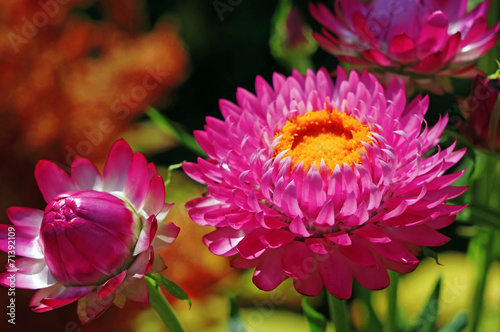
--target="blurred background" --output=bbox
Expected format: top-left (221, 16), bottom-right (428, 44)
top-left (0, 0), bottom-right (498, 331)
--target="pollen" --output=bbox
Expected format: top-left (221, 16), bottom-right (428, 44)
top-left (274, 109), bottom-right (372, 170)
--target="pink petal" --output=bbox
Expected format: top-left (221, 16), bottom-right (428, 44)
top-left (124, 153), bottom-right (150, 211)
top-left (30, 283), bottom-right (61, 309)
top-left (203, 227), bottom-right (248, 256)
top-left (319, 251), bottom-right (352, 299)
top-left (252, 250), bottom-right (287, 291)
top-left (351, 11), bottom-right (380, 48)
top-left (128, 248), bottom-right (154, 278)
top-left (461, 17), bottom-right (488, 47)
top-left (97, 270), bottom-right (127, 299)
top-left (371, 240), bottom-right (419, 266)
top-left (133, 215), bottom-right (157, 256)
top-left (0, 225), bottom-right (42, 259)
top-left (260, 229), bottom-right (296, 248)
top-left (77, 290), bottom-right (115, 324)
top-left (38, 284), bottom-right (95, 309)
top-left (315, 199), bottom-right (335, 226)
top-left (415, 12), bottom-right (449, 57)
top-left (237, 229), bottom-right (269, 259)
top-left (151, 222), bottom-right (180, 250)
top-left (6, 207), bottom-right (43, 229)
top-left (143, 176), bottom-right (166, 217)
top-left (325, 231), bottom-right (352, 246)
top-left (119, 277), bottom-right (149, 303)
top-left (71, 157), bottom-right (102, 190)
top-left (362, 49), bottom-right (393, 66)
top-left (102, 139), bottom-right (134, 192)
top-left (156, 203), bottom-right (174, 223)
top-left (293, 268), bottom-right (324, 296)
top-left (350, 263), bottom-right (389, 291)
top-left (388, 34), bottom-right (418, 63)
top-left (338, 237), bottom-right (377, 266)
top-left (231, 255), bottom-right (259, 269)
top-left (410, 52), bottom-right (445, 74)
top-left (305, 238), bottom-right (332, 255)
top-left (281, 241), bottom-right (312, 279)
top-left (289, 216), bottom-right (314, 237)
top-left (35, 161), bottom-right (77, 203)
top-left (149, 252), bottom-right (168, 274)
top-left (385, 224), bottom-right (450, 246)
top-left (351, 224), bottom-right (391, 243)
top-left (0, 258), bottom-right (56, 289)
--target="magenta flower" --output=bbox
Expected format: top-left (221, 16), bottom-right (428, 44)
top-left (458, 74), bottom-right (500, 150)
top-left (310, 0), bottom-right (500, 93)
top-left (184, 68), bottom-right (466, 299)
top-left (0, 139), bottom-right (179, 323)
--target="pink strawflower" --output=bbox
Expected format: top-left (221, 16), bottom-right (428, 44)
top-left (184, 68), bottom-right (466, 299)
top-left (0, 139), bottom-right (179, 323)
top-left (310, 0), bottom-right (500, 94)
top-left (457, 74), bottom-right (500, 150)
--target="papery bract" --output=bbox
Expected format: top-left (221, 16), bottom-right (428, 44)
top-left (184, 68), bottom-right (466, 299)
top-left (310, 0), bottom-right (500, 94)
top-left (0, 139), bottom-right (179, 323)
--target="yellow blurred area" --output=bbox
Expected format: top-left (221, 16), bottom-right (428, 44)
top-left (371, 251), bottom-right (500, 331)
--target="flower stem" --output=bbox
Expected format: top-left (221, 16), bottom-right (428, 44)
top-left (469, 228), bottom-right (495, 332)
top-left (145, 275), bottom-right (186, 332)
top-left (385, 271), bottom-right (399, 332)
top-left (326, 291), bottom-right (350, 332)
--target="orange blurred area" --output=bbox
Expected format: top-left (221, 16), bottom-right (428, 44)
top-left (0, 1), bottom-right (190, 330)
top-left (0, 0), bottom-right (187, 215)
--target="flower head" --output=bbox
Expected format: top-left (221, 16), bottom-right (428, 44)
top-left (0, 139), bottom-right (179, 323)
top-left (457, 74), bottom-right (500, 151)
top-left (310, 0), bottom-right (500, 94)
top-left (184, 68), bottom-right (466, 299)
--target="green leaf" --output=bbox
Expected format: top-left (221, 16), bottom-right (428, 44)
top-left (228, 296), bottom-right (246, 332)
top-left (302, 297), bottom-right (327, 332)
top-left (164, 163), bottom-right (184, 190)
top-left (407, 277), bottom-right (441, 332)
top-left (422, 247), bottom-right (443, 266)
top-left (146, 107), bottom-right (207, 158)
top-left (147, 273), bottom-right (192, 308)
top-left (145, 275), bottom-right (186, 332)
top-left (438, 312), bottom-right (468, 332)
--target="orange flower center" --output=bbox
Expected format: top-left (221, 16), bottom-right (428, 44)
top-left (273, 109), bottom-right (372, 170)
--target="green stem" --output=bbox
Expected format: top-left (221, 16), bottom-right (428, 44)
top-left (385, 271), bottom-right (399, 332)
top-left (326, 291), bottom-right (350, 332)
top-left (145, 275), bottom-right (186, 332)
top-left (469, 229), bottom-right (495, 332)
top-left (146, 107), bottom-right (207, 158)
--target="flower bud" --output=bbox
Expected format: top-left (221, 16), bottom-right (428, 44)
top-left (459, 75), bottom-right (500, 151)
top-left (40, 190), bottom-right (141, 286)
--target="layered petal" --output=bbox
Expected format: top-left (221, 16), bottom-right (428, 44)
top-left (310, 0), bottom-right (499, 93)
top-left (0, 139), bottom-right (177, 323)
top-left (185, 68), bottom-right (466, 299)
